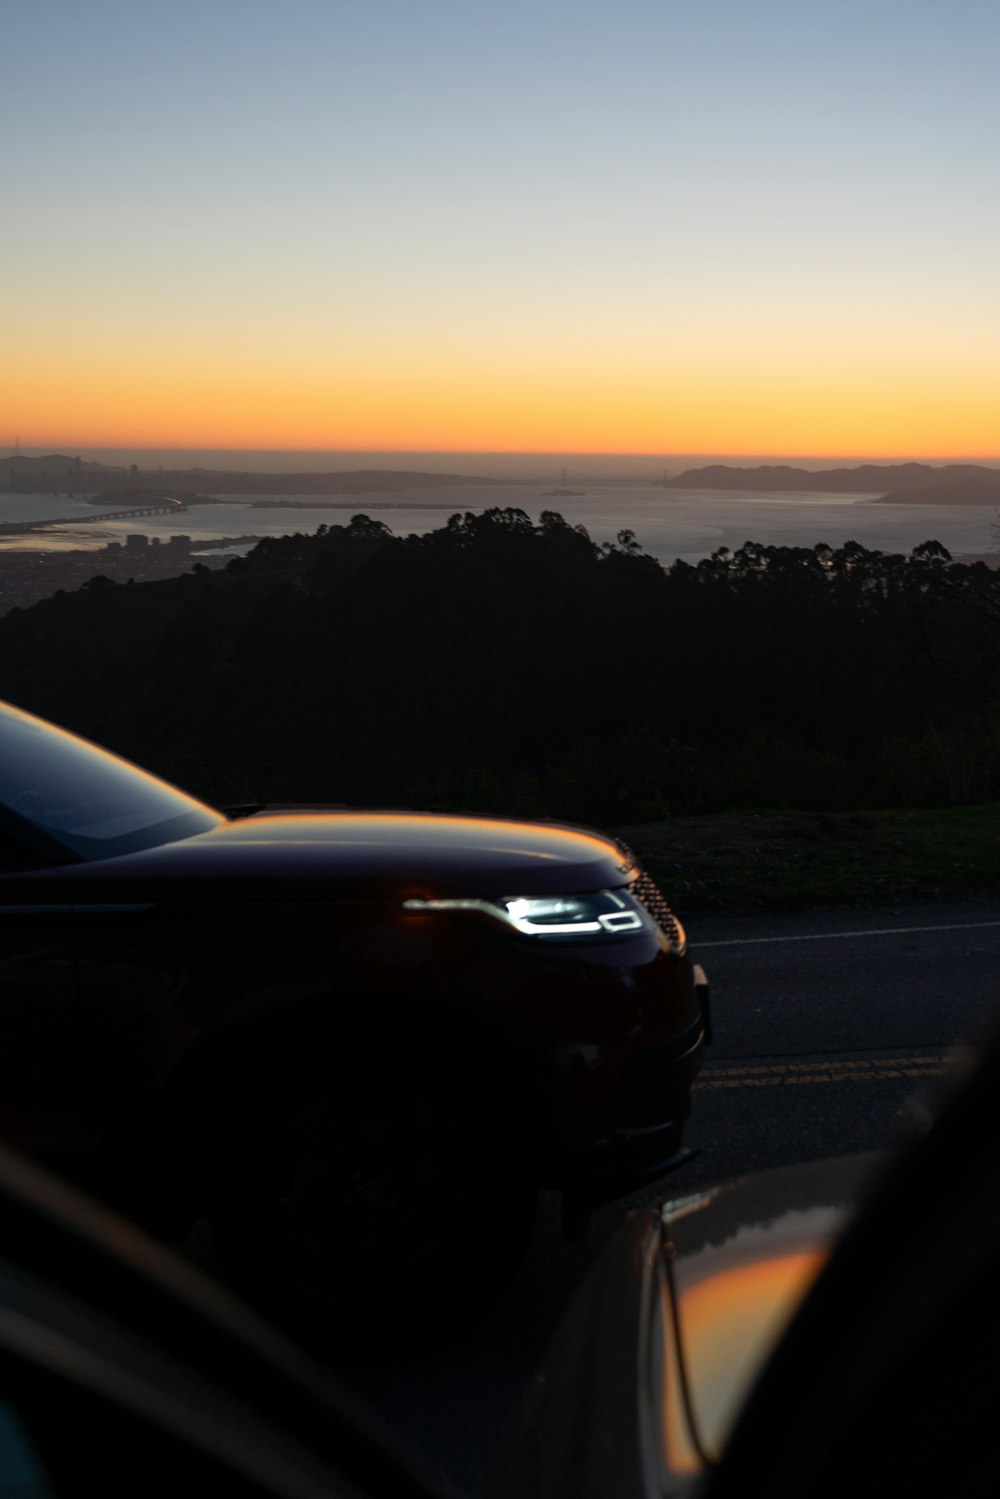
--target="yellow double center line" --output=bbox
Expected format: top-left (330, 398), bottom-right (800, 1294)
top-left (700, 1055), bottom-right (947, 1089)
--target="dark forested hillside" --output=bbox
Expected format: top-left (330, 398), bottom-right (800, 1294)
top-left (4, 509), bottom-right (1000, 821)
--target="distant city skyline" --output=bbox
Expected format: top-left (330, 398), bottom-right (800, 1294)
top-left (4, 1), bottom-right (998, 457)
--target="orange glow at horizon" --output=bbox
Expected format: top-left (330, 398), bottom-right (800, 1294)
top-left (5, 337), bottom-right (999, 460)
top-left (5, 0), bottom-right (998, 476)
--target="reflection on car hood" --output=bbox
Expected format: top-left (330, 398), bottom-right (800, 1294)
top-left (495, 1154), bottom-right (881, 1499)
top-left (659, 1155), bottom-right (880, 1482)
top-left (63, 810), bottom-right (638, 898)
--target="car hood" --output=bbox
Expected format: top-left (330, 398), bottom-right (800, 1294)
top-left (495, 1154), bottom-right (880, 1499)
top-left (656, 1156), bottom-right (878, 1484)
top-left (61, 810), bottom-right (639, 899)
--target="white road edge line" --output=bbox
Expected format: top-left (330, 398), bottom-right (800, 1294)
top-left (695, 919), bottom-right (1000, 949)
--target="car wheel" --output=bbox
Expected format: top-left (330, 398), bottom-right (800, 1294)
top-left (203, 1036), bottom-right (538, 1347)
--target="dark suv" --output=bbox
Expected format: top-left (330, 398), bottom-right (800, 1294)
top-left (0, 699), bottom-right (708, 1327)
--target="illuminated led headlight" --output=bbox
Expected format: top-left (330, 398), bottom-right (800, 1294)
top-left (503, 895), bottom-right (644, 934)
top-left (403, 890), bottom-right (646, 937)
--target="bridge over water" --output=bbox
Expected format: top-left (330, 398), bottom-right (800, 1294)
top-left (0, 500), bottom-right (188, 536)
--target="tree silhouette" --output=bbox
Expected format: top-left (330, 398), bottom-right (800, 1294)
top-left (2, 518), bottom-right (1000, 819)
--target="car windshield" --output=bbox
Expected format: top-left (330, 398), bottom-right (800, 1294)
top-left (0, 703), bottom-right (223, 861)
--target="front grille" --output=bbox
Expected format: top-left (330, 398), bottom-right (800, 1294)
top-left (631, 869), bottom-right (683, 947)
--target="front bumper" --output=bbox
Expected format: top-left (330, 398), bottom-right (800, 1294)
top-left (560, 969), bottom-right (710, 1231)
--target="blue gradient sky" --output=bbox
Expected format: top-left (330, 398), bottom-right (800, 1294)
top-left (4, 0), bottom-right (998, 457)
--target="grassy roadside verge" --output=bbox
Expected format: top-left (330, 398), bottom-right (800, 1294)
top-left (620, 804), bottom-right (1000, 916)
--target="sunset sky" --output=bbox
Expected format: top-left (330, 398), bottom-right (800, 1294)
top-left (4, 0), bottom-right (998, 460)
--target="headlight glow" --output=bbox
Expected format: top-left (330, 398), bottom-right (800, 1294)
top-left (402, 890), bottom-right (646, 938)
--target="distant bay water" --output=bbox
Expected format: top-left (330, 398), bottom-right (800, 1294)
top-left (0, 485), bottom-right (996, 564)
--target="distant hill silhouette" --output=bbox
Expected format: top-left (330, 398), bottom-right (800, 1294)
top-left (666, 462), bottom-right (997, 494)
top-left (0, 454), bottom-right (521, 496)
top-left (870, 477), bottom-right (1000, 506)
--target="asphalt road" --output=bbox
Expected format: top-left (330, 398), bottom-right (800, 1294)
top-left (340, 899), bottom-right (1000, 1495)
